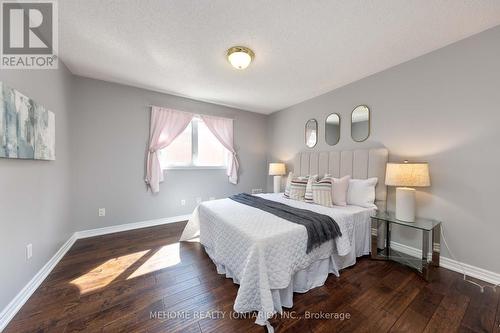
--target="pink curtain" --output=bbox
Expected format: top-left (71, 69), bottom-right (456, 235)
top-left (200, 115), bottom-right (239, 184)
top-left (146, 107), bottom-right (193, 193)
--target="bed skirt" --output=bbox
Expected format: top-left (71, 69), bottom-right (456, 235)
top-left (204, 240), bottom-right (364, 323)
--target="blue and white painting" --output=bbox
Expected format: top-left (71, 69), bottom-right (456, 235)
top-left (0, 82), bottom-right (55, 160)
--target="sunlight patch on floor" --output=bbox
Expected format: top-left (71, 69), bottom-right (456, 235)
top-left (71, 250), bottom-right (149, 294)
top-left (127, 243), bottom-right (181, 279)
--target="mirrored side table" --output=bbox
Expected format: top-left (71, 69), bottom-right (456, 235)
top-left (371, 211), bottom-right (441, 281)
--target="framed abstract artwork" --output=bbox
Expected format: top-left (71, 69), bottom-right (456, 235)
top-left (0, 82), bottom-right (55, 160)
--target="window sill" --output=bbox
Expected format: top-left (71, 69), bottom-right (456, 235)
top-left (163, 166), bottom-right (227, 170)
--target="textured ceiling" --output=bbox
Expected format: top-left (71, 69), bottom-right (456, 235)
top-left (59, 1), bottom-right (500, 114)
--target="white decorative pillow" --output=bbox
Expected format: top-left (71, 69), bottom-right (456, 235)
top-left (311, 176), bottom-right (334, 207)
top-left (289, 177), bottom-right (309, 201)
top-left (304, 174), bottom-right (318, 203)
top-left (333, 175), bottom-right (350, 206)
top-left (284, 172), bottom-right (294, 197)
top-left (347, 178), bottom-right (378, 208)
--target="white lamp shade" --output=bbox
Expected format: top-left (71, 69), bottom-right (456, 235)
top-left (385, 162), bottom-right (430, 187)
top-left (269, 163), bottom-right (286, 176)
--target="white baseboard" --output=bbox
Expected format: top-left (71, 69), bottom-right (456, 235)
top-left (0, 233), bottom-right (77, 332)
top-left (390, 241), bottom-right (426, 258)
top-left (0, 214), bottom-right (190, 332)
top-left (75, 214), bottom-right (191, 239)
top-left (390, 241), bottom-right (500, 285)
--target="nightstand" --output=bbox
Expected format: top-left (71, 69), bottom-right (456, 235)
top-left (371, 211), bottom-right (441, 281)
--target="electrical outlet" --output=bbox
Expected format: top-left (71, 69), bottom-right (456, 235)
top-left (98, 208), bottom-right (106, 217)
top-left (209, 196), bottom-right (215, 201)
top-left (196, 197), bottom-right (202, 204)
top-left (26, 244), bottom-right (32, 260)
top-left (181, 199), bottom-right (186, 206)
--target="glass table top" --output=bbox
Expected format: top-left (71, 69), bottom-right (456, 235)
top-left (371, 211), bottom-right (441, 231)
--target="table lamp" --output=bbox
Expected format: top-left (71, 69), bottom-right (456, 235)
top-left (385, 161), bottom-right (430, 222)
top-left (269, 163), bottom-right (286, 193)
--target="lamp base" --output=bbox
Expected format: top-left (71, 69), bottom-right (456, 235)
top-left (395, 187), bottom-right (416, 222)
top-left (273, 176), bottom-right (282, 193)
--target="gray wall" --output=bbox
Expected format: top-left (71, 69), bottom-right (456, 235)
top-left (70, 77), bottom-right (268, 231)
top-left (267, 25), bottom-right (500, 274)
top-left (0, 65), bottom-right (73, 310)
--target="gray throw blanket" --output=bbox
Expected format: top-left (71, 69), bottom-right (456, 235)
top-left (229, 193), bottom-right (342, 253)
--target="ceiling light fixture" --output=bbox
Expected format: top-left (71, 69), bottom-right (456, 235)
top-left (227, 46), bottom-right (254, 70)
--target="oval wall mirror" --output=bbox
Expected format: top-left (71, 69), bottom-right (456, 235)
top-left (305, 119), bottom-right (318, 148)
top-left (325, 113), bottom-right (340, 146)
top-left (351, 105), bottom-right (370, 142)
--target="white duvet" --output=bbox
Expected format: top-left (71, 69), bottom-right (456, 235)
top-left (180, 193), bottom-right (375, 326)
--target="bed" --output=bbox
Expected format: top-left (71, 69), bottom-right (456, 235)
top-left (180, 148), bottom-right (389, 330)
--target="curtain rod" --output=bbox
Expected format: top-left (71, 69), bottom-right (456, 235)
top-left (146, 104), bottom-right (234, 120)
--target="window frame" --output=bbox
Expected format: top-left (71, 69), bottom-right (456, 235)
top-left (163, 117), bottom-right (228, 170)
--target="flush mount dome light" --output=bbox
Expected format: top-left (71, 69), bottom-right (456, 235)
top-left (227, 46), bottom-right (254, 70)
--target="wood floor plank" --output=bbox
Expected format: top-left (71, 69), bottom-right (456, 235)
top-left (4, 221), bottom-right (497, 333)
top-left (455, 276), bottom-right (500, 333)
top-left (389, 287), bottom-right (444, 332)
top-left (306, 305), bottom-right (365, 333)
top-left (423, 293), bottom-right (470, 333)
top-left (383, 275), bottom-right (424, 318)
top-left (493, 295), bottom-right (500, 333)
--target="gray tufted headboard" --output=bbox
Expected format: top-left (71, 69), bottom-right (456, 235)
top-left (292, 148), bottom-right (389, 208)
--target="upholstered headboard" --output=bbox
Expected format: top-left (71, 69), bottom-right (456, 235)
top-left (292, 148), bottom-right (389, 206)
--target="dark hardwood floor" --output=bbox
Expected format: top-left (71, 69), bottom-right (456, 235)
top-left (5, 222), bottom-right (500, 333)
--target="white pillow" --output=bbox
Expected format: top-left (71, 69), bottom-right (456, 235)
top-left (332, 175), bottom-right (351, 206)
top-left (347, 178), bottom-right (378, 208)
top-left (324, 174), bottom-right (350, 206)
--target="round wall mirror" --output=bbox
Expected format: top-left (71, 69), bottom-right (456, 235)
top-left (325, 113), bottom-right (340, 146)
top-left (305, 119), bottom-right (318, 148)
top-left (351, 105), bottom-right (370, 142)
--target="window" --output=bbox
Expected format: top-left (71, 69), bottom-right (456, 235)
top-left (159, 117), bottom-right (227, 169)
